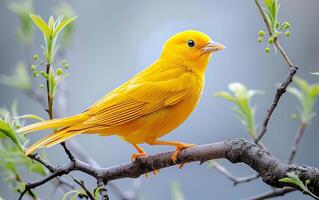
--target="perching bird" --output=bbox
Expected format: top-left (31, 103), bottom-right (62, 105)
top-left (18, 30), bottom-right (225, 162)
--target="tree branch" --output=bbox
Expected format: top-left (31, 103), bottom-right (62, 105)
top-left (288, 122), bottom-right (307, 164)
top-left (209, 161), bottom-right (260, 185)
top-left (254, 0), bottom-right (298, 144)
top-left (19, 139), bottom-right (319, 200)
top-left (243, 187), bottom-right (296, 200)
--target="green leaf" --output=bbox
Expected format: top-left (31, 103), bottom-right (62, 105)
top-left (53, 16), bottom-right (77, 37)
top-left (29, 13), bottom-right (50, 38)
top-left (0, 119), bottom-right (23, 152)
top-left (171, 181), bottom-right (185, 200)
top-left (214, 91), bottom-right (234, 102)
top-left (0, 63), bottom-right (31, 91)
top-left (93, 187), bottom-right (103, 200)
top-left (264, 0), bottom-right (273, 8)
top-left (214, 82), bottom-right (261, 138)
top-left (288, 76), bottom-right (319, 124)
top-left (14, 114), bottom-right (44, 122)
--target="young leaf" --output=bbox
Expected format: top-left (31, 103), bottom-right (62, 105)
top-left (214, 82), bottom-right (262, 138)
top-left (171, 181), bottom-right (185, 200)
top-left (0, 119), bottom-right (23, 152)
top-left (53, 16), bottom-right (77, 37)
top-left (288, 77), bottom-right (319, 124)
top-left (0, 63), bottom-right (31, 91)
top-left (29, 14), bottom-right (50, 38)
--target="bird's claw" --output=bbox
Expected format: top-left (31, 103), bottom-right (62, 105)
top-left (171, 143), bottom-right (195, 163)
top-left (131, 152), bottom-right (148, 161)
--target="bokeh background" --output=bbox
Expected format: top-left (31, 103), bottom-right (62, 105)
top-left (1, 0), bottom-right (319, 199)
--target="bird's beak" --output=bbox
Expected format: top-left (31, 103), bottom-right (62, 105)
top-left (202, 41), bottom-right (225, 53)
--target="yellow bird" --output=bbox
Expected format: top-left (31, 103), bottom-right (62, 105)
top-left (18, 30), bottom-right (225, 162)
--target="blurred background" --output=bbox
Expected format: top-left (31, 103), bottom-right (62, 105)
top-left (0, 0), bottom-right (319, 199)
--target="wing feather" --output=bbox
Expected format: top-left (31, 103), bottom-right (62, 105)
top-left (84, 74), bottom-right (190, 127)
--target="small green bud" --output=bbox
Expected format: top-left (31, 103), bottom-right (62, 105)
top-left (283, 21), bottom-right (291, 29)
top-left (62, 60), bottom-right (69, 69)
top-left (258, 30), bottom-right (265, 37)
top-left (257, 37), bottom-right (263, 43)
top-left (265, 47), bottom-right (270, 53)
top-left (268, 37), bottom-right (274, 44)
top-left (32, 71), bottom-right (38, 77)
top-left (40, 84), bottom-right (45, 89)
top-left (285, 31), bottom-right (291, 37)
top-left (32, 54), bottom-right (39, 60)
top-left (276, 21), bottom-right (280, 28)
top-left (290, 113), bottom-right (298, 120)
top-left (56, 68), bottom-right (63, 76)
top-left (305, 180), bottom-right (310, 185)
top-left (30, 64), bottom-right (36, 71)
top-left (63, 63), bottom-right (69, 69)
top-left (40, 70), bottom-right (45, 76)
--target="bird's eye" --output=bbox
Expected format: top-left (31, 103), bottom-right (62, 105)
top-left (187, 40), bottom-right (195, 47)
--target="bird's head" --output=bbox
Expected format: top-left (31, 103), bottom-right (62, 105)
top-left (160, 30), bottom-right (225, 74)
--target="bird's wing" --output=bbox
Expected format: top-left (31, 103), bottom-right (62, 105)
top-left (84, 75), bottom-right (190, 127)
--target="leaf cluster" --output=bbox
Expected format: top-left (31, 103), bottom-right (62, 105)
top-left (288, 77), bottom-right (319, 124)
top-left (29, 13), bottom-right (77, 64)
top-left (279, 172), bottom-right (319, 199)
top-left (214, 83), bottom-right (262, 138)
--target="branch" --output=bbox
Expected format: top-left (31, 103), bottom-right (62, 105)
top-left (210, 162), bottom-right (260, 185)
top-left (254, 0), bottom-right (298, 144)
top-left (288, 122), bottom-right (307, 164)
top-left (19, 139), bottom-right (319, 200)
top-left (243, 187), bottom-right (296, 200)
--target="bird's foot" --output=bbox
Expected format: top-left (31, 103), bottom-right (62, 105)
top-left (171, 143), bottom-right (195, 163)
top-left (131, 152), bottom-right (148, 161)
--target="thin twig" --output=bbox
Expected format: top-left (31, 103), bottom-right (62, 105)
top-left (288, 122), bottom-right (307, 164)
top-left (210, 162), bottom-right (260, 185)
top-left (243, 187), bottom-right (296, 200)
top-left (72, 177), bottom-right (95, 200)
top-left (254, 0), bottom-right (298, 143)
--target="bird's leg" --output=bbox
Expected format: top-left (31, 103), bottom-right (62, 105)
top-left (131, 144), bottom-right (147, 161)
top-left (131, 144), bottom-right (159, 176)
top-left (148, 140), bottom-right (195, 163)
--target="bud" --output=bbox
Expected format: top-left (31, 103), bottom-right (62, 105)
top-left (32, 54), bottom-right (39, 61)
top-left (276, 21), bottom-right (280, 28)
top-left (257, 37), bottom-right (263, 43)
top-left (30, 64), bottom-right (36, 71)
top-left (283, 21), bottom-right (291, 29)
top-left (56, 68), bottom-right (63, 76)
top-left (40, 70), bottom-right (47, 79)
top-left (265, 47), bottom-right (270, 53)
top-left (268, 37), bottom-right (274, 44)
top-left (33, 71), bottom-right (38, 77)
top-left (285, 31), bottom-right (291, 37)
top-left (258, 30), bottom-right (265, 37)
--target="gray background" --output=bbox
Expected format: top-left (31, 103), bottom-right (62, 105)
top-left (1, 0), bottom-right (319, 199)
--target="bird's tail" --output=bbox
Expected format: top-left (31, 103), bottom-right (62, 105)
top-left (17, 113), bottom-right (88, 134)
top-left (25, 125), bottom-right (85, 155)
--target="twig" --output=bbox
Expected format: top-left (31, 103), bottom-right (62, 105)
top-left (243, 187), bottom-right (296, 200)
top-left (72, 177), bottom-right (95, 200)
top-left (288, 122), bottom-right (307, 164)
top-left (61, 142), bottom-right (76, 162)
top-left (210, 162), bottom-right (260, 185)
top-left (18, 139), bottom-right (319, 200)
top-left (254, 0), bottom-right (298, 143)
